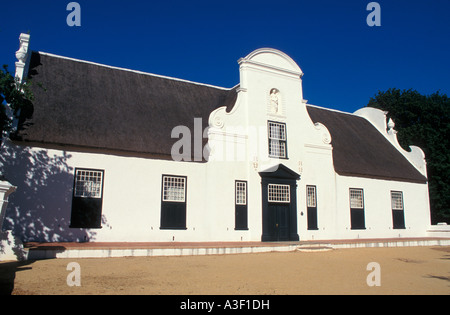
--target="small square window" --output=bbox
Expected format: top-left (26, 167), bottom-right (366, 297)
top-left (268, 184), bottom-right (290, 203)
top-left (162, 176), bottom-right (186, 202)
top-left (350, 189), bottom-right (364, 209)
top-left (391, 191), bottom-right (404, 210)
top-left (74, 169), bottom-right (103, 198)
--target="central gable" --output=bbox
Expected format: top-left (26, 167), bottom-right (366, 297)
top-left (239, 48), bottom-right (303, 75)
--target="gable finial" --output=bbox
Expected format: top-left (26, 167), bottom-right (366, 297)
top-left (15, 33), bottom-right (31, 82)
top-left (387, 118), bottom-right (397, 134)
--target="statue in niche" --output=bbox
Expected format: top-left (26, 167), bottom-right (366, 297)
top-left (270, 88), bottom-right (280, 114)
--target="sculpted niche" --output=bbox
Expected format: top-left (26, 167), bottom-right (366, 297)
top-left (270, 88), bottom-right (280, 114)
top-left (268, 88), bottom-right (285, 117)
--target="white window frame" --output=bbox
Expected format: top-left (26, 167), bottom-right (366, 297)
top-left (307, 186), bottom-right (317, 208)
top-left (391, 191), bottom-right (404, 210)
top-left (349, 188), bottom-right (364, 209)
top-left (268, 184), bottom-right (290, 203)
top-left (235, 181), bottom-right (247, 206)
top-left (74, 169), bottom-right (104, 198)
top-left (268, 121), bottom-right (287, 158)
top-left (162, 175), bottom-right (186, 203)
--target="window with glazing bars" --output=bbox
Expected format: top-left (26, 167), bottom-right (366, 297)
top-left (268, 184), bottom-right (290, 203)
top-left (74, 170), bottom-right (103, 198)
top-left (306, 185), bottom-right (318, 230)
top-left (349, 189), bottom-right (364, 209)
top-left (349, 188), bottom-right (365, 230)
top-left (162, 176), bottom-right (186, 202)
top-left (391, 191), bottom-right (404, 210)
top-left (235, 180), bottom-right (248, 230)
top-left (236, 181), bottom-right (247, 205)
top-left (268, 121), bottom-right (287, 158)
top-left (307, 186), bottom-right (317, 208)
top-left (391, 191), bottom-right (405, 229)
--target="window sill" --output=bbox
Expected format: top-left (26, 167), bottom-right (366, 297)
top-left (268, 156), bottom-right (289, 160)
top-left (70, 225), bottom-right (102, 229)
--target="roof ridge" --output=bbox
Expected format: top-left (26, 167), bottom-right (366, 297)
top-left (306, 103), bottom-right (358, 117)
top-left (36, 51), bottom-right (234, 91)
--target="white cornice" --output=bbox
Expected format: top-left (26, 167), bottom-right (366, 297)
top-left (238, 48), bottom-right (304, 78)
top-left (241, 48), bottom-right (302, 72)
top-left (239, 59), bottom-right (303, 78)
top-left (306, 103), bottom-right (355, 116)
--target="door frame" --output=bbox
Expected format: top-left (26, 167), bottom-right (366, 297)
top-left (259, 164), bottom-right (300, 242)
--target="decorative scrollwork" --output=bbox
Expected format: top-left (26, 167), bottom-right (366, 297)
top-left (314, 122), bottom-right (332, 144)
top-left (212, 115), bottom-right (224, 129)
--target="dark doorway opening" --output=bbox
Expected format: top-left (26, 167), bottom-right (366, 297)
top-left (259, 164), bottom-right (300, 242)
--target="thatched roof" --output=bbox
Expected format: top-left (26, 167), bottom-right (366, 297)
top-left (16, 51), bottom-right (237, 161)
top-left (307, 106), bottom-right (427, 183)
top-left (14, 51), bottom-right (427, 183)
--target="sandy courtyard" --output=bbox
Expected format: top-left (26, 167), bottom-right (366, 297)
top-left (1, 246), bottom-right (449, 295)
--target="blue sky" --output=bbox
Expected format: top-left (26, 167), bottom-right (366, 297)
top-left (1, 0), bottom-right (449, 113)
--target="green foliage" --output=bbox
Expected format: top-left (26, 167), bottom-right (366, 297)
top-left (0, 65), bottom-right (34, 136)
top-left (367, 88), bottom-right (450, 224)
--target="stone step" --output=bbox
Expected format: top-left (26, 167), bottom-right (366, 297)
top-left (296, 244), bottom-right (334, 252)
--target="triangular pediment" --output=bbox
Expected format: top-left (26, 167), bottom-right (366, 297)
top-left (258, 164), bottom-right (300, 180)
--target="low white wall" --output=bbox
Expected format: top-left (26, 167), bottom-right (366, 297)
top-left (427, 224), bottom-right (450, 238)
top-left (0, 230), bottom-right (27, 261)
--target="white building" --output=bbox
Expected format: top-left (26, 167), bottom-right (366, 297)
top-left (0, 34), bottom-right (431, 243)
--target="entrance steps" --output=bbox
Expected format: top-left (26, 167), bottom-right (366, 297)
top-left (24, 242), bottom-right (300, 260)
top-left (296, 244), bottom-right (334, 252)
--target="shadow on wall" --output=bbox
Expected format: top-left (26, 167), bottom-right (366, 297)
top-left (0, 142), bottom-right (97, 242)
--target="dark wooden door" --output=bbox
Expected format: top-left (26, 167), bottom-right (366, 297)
top-left (268, 204), bottom-right (290, 241)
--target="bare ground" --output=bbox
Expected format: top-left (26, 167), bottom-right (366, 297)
top-left (1, 246), bottom-right (449, 295)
